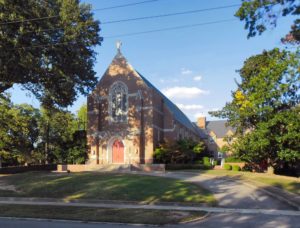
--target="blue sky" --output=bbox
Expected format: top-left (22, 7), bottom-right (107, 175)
top-left (9, 0), bottom-right (295, 120)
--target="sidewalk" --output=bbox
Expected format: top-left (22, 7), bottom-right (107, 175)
top-left (0, 197), bottom-right (299, 216)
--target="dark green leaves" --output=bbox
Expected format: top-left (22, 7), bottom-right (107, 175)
top-left (0, 0), bottom-right (102, 107)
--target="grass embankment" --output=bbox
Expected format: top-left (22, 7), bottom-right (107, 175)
top-left (0, 171), bottom-right (216, 205)
top-left (201, 170), bottom-right (300, 195)
top-left (0, 204), bottom-right (206, 225)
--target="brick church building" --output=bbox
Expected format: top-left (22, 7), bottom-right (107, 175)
top-left (87, 43), bottom-right (202, 165)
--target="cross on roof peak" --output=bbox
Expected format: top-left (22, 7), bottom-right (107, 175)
top-left (116, 40), bottom-right (122, 53)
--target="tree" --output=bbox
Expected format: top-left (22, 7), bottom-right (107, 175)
top-left (76, 103), bottom-right (87, 130)
top-left (210, 49), bottom-right (300, 170)
top-left (0, 0), bottom-right (102, 107)
top-left (11, 104), bottom-right (40, 164)
top-left (0, 94), bottom-right (15, 167)
top-left (39, 107), bottom-right (76, 163)
top-left (154, 139), bottom-right (206, 164)
top-left (236, 0), bottom-right (300, 44)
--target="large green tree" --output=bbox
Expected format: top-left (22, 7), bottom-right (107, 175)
top-left (39, 107), bottom-right (77, 163)
top-left (0, 0), bottom-right (101, 107)
top-left (11, 104), bottom-right (40, 164)
top-left (211, 49), bottom-right (300, 169)
top-left (236, 0), bottom-right (300, 44)
top-left (0, 94), bottom-right (15, 167)
top-left (0, 95), bottom-right (41, 166)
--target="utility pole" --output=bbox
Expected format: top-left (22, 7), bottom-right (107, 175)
top-left (45, 120), bottom-right (49, 164)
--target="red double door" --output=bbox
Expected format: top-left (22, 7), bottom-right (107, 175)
top-left (112, 140), bottom-right (124, 164)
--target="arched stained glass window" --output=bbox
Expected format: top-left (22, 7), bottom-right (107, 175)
top-left (109, 81), bottom-right (128, 122)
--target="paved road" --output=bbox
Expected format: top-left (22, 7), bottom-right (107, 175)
top-left (143, 172), bottom-right (296, 210)
top-left (0, 214), bottom-right (299, 228)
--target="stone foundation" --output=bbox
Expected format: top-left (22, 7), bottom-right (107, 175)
top-left (57, 164), bottom-right (165, 173)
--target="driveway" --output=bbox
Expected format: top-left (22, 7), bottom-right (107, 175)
top-left (143, 171), bottom-right (295, 210)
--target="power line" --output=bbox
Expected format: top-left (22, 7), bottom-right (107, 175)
top-left (0, 0), bottom-right (160, 26)
top-left (0, 15), bottom-right (58, 26)
top-left (104, 18), bottom-right (238, 39)
top-left (102, 4), bottom-right (240, 24)
top-left (7, 18), bottom-right (238, 50)
top-left (93, 0), bottom-right (159, 12)
top-left (6, 3), bottom-right (240, 35)
top-left (9, 41), bottom-right (73, 51)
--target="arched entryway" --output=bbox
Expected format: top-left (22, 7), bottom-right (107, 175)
top-left (112, 139), bottom-right (124, 164)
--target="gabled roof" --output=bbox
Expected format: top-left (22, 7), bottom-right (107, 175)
top-left (206, 120), bottom-right (235, 138)
top-left (102, 51), bottom-right (200, 135)
top-left (137, 72), bottom-right (198, 134)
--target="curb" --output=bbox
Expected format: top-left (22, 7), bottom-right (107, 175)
top-left (0, 216), bottom-right (159, 227)
top-left (240, 180), bottom-right (300, 211)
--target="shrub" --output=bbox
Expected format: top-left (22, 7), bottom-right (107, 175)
top-left (195, 160), bottom-right (203, 164)
top-left (224, 164), bottom-right (232, 170)
top-left (225, 156), bottom-right (244, 163)
top-left (202, 157), bottom-right (212, 169)
top-left (203, 157), bottom-right (210, 163)
top-left (166, 164), bottom-right (209, 170)
top-left (213, 160), bottom-right (218, 166)
top-left (232, 165), bottom-right (241, 171)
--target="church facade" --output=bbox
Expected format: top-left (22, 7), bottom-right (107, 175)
top-left (87, 45), bottom-right (201, 165)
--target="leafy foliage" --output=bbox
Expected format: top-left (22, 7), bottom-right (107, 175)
top-left (0, 96), bottom-right (88, 166)
top-left (224, 164), bottom-right (232, 170)
top-left (211, 49), bottom-right (300, 169)
top-left (154, 139), bottom-right (206, 164)
top-left (236, 0), bottom-right (300, 44)
top-left (0, 0), bottom-right (102, 107)
top-left (232, 165), bottom-right (241, 171)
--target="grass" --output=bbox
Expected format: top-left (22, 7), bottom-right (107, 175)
top-left (0, 171), bottom-right (216, 205)
top-left (0, 204), bottom-right (206, 225)
top-left (190, 169), bottom-right (300, 195)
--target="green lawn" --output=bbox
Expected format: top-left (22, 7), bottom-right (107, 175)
top-left (0, 171), bottom-right (216, 205)
top-left (0, 204), bottom-right (206, 225)
top-left (199, 170), bottom-right (300, 195)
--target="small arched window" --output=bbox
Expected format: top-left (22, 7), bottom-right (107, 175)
top-left (109, 81), bottom-right (128, 122)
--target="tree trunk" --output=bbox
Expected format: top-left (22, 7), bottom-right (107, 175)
top-left (0, 156), bottom-right (2, 168)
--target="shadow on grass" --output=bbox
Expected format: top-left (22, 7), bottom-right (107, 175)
top-left (0, 171), bottom-right (215, 206)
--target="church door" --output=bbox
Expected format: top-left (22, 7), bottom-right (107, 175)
top-left (112, 140), bottom-right (124, 164)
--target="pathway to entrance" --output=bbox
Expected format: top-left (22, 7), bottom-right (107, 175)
top-left (139, 171), bottom-right (297, 210)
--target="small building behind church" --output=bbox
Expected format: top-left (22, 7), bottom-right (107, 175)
top-left (86, 44), bottom-right (201, 165)
top-left (196, 117), bottom-right (236, 160)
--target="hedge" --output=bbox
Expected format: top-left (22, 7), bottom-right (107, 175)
top-left (232, 165), bottom-right (241, 171)
top-left (224, 164), bottom-right (232, 170)
top-left (225, 157), bottom-right (244, 163)
top-left (166, 164), bottom-right (211, 170)
top-left (0, 164), bottom-right (57, 174)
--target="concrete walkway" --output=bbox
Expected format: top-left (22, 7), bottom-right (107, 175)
top-left (0, 197), bottom-right (299, 216)
top-left (139, 171), bottom-right (299, 210)
top-left (0, 214), bottom-right (299, 228)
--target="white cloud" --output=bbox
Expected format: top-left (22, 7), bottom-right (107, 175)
top-left (176, 103), bottom-right (203, 110)
top-left (193, 75), bottom-right (202, 81)
top-left (162, 86), bottom-right (209, 99)
top-left (159, 79), bottom-right (165, 83)
top-left (181, 68), bottom-right (193, 75)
